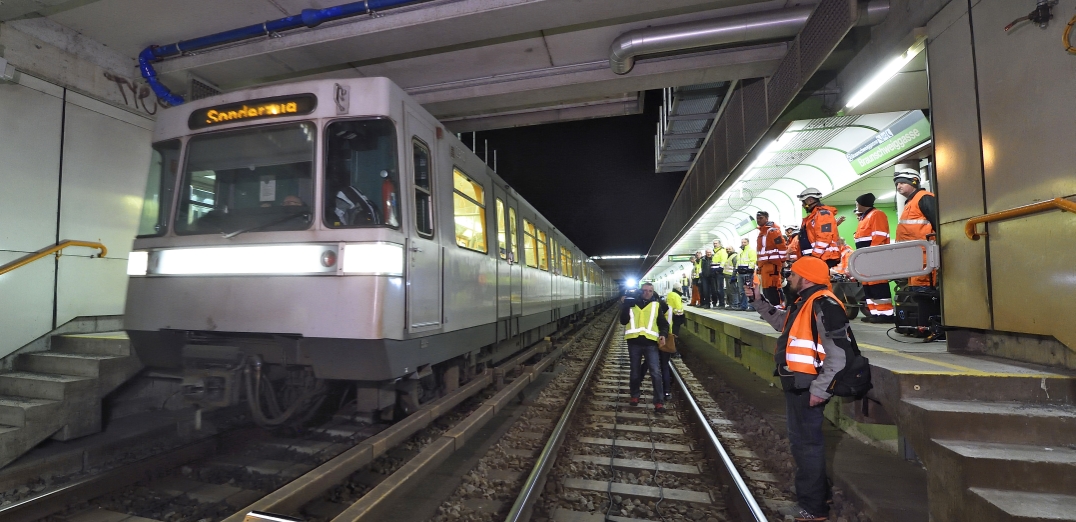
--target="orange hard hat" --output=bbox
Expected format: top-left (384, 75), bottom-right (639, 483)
top-left (791, 256), bottom-right (831, 287)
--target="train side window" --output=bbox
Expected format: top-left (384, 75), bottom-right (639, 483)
top-left (560, 246), bottom-right (574, 278)
top-left (324, 118), bottom-right (400, 229)
top-left (413, 138), bottom-right (434, 237)
top-left (137, 139), bottom-right (180, 237)
top-left (496, 198), bottom-right (507, 260)
top-left (509, 207), bottom-right (518, 262)
top-left (537, 229), bottom-right (548, 271)
top-left (453, 168), bottom-right (487, 253)
top-left (523, 219), bottom-right (538, 267)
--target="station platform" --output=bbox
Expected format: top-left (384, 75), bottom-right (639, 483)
top-left (680, 305), bottom-right (1076, 522)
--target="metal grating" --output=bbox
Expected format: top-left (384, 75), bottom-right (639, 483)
top-left (713, 118), bottom-right (728, 175)
top-left (767, 39), bottom-right (801, 121)
top-left (188, 76), bottom-right (221, 101)
top-left (741, 79), bottom-right (769, 149)
top-left (724, 89), bottom-right (745, 169)
top-left (798, 0), bottom-right (855, 76)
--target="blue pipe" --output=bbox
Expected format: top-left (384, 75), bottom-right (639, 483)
top-left (139, 0), bottom-right (421, 106)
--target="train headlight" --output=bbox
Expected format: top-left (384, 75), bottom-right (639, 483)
top-left (342, 243), bottom-right (404, 276)
top-left (127, 251), bottom-right (149, 276)
top-left (155, 245), bottom-right (334, 275)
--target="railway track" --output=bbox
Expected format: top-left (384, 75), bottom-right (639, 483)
top-left (2, 309), bottom-right (612, 522)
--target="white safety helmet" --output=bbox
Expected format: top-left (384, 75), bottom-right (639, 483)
top-left (893, 162), bottom-right (921, 186)
top-left (796, 188), bottom-right (823, 201)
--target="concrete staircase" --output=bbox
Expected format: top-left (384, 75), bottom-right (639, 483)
top-left (899, 379), bottom-right (1076, 521)
top-left (0, 332), bottom-right (142, 469)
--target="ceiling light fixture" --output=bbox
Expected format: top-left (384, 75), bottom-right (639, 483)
top-left (845, 36), bottom-right (926, 110)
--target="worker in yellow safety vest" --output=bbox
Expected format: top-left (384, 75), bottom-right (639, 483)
top-left (620, 282), bottom-right (670, 412)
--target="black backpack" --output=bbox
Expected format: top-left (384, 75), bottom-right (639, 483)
top-left (811, 300), bottom-right (873, 399)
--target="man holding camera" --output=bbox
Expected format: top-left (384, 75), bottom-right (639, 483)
top-left (746, 257), bottom-right (850, 521)
top-left (620, 283), bottom-right (670, 413)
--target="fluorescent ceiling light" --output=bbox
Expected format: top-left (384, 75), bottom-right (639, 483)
top-left (592, 255), bottom-right (645, 260)
top-left (846, 38), bottom-right (926, 109)
top-left (155, 245), bottom-right (335, 275)
top-left (878, 191), bottom-right (897, 201)
top-left (342, 243), bottom-right (404, 276)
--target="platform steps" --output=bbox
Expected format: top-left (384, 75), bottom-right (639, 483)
top-left (0, 332), bottom-right (142, 469)
top-left (904, 398), bottom-right (1076, 521)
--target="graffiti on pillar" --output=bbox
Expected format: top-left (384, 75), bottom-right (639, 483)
top-left (103, 72), bottom-right (160, 116)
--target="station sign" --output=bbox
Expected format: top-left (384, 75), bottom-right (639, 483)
top-left (846, 110), bottom-right (931, 175)
top-left (189, 94), bottom-right (317, 130)
top-left (668, 254), bottom-right (694, 262)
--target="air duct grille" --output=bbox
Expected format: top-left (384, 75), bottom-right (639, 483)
top-left (188, 76), bottom-right (221, 101)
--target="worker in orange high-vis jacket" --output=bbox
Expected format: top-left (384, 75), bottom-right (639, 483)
top-left (755, 210), bottom-right (786, 307)
top-left (893, 164), bottom-right (939, 288)
top-left (832, 238), bottom-right (853, 275)
top-left (783, 226), bottom-right (801, 306)
top-left (746, 257), bottom-right (849, 522)
top-left (852, 193), bottom-right (894, 323)
top-left (795, 188), bottom-right (841, 267)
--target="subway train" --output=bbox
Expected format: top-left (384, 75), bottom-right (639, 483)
top-left (124, 77), bottom-right (616, 422)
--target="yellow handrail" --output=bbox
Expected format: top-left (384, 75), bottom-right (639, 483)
top-left (966, 197), bottom-right (1076, 240)
top-left (0, 240), bottom-right (108, 277)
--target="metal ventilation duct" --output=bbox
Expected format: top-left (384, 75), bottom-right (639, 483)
top-left (655, 83), bottom-right (731, 173)
top-left (609, 1), bottom-right (889, 75)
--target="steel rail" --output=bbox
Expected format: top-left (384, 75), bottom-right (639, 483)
top-left (671, 362), bottom-right (767, 522)
top-left (503, 310), bottom-right (619, 522)
top-left (0, 240), bottom-right (106, 277)
top-left (965, 196), bottom-right (1076, 240)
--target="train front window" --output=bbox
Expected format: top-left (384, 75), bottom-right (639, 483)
top-left (175, 122), bottom-right (315, 235)
top-left (137, 139), bottom-right (180, 237)
top-left (325, 119), bottom-right (400, 229)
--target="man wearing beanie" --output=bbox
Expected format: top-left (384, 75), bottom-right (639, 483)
top-left (893, 164), bottom-right (939, 287)
top-left (853, 193), bottom-right (895, 322)
top-left (746, 257), bottom-right (850, 521)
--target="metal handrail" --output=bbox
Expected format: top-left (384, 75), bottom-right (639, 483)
top-left (504, 312), bottom-right (618, 522)
top-left (965, 197), bottom-right (1076, 240)
top-left (0, 240), bottom-right (108, 277)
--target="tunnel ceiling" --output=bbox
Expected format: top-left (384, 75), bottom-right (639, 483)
top-left (3, 0), bottom-right (802, 130)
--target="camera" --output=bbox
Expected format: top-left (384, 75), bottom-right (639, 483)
top-left (623, 288), bottom-right (641, 307)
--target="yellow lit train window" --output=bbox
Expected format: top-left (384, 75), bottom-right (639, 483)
top-left (496, 198), bottom-right (506, 260)
top-left (453, 168), bottom-right (487, 253)
top-left (523, 219), bottom-right (538, 267)
top-left (560, 246), bottom-right (573, 278)
top-left (509, 207), bottom-right (518, 262)
top-left (537, 230), bottom-right (548, 271)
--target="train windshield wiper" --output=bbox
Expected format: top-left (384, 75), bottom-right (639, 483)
top-left (222, 211), bottom-right (310, 239)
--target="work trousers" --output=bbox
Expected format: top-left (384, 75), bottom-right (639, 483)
top-left (691, 283), bottom-right (701, 306)
top-left (785, 389), bottom-right (830, 516)
top-left (709, 274), bottom-right (725, 307)
top-left (736, 273), bottom-right (751, 309)
top-left (699, 277), bottom-right (711, 308)
top-left (863, 282), bottom-right (894, 317)
top-left (671, 314), bottom-right (686, 336)
top-left (725, 276), bottom-right (741, 309)
top-left (628, 341), bottom-right (663, 404)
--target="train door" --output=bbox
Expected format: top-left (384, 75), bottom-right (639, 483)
top-left (494, 187), bottom-right (510, 320)
top-left (405, 110), bottom-right (442, 332)
top-left (506, 197), bottom-right (523, 318)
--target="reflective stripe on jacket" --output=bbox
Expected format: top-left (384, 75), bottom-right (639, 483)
top-left (854, 207), bottom-right (891, 249)
top-left (692, 260), bottom-right (701, 278)
top-left (897, 190), bottom-right (936, 242)
top-left (780, 288), bottom-right (844, 374)
top-left (739, 246), bottom-right (757, 269)
top-left (800, 205), bottom-right (840, 261)
top-left (756, 222), bottom-right (786, 263)
top-left (625, 301), bottom-right (661, 341)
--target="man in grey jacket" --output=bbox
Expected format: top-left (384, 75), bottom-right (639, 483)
top-left (746, 256), bottom-right (848, 521)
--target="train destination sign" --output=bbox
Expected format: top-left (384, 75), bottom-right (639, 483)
top-left (189, 94), bottom-right (317, 130)
top-left (845, 110), bottom-right (931, 175)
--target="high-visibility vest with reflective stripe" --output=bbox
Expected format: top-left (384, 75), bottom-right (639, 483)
top-left (625, 301), bottom-right (661, 341)
top-left (780, 289), bottom-right (844, 375)
top-left (692, 260), bottom-right (701, 278)
top-left (739, 246), bottom-right (757, 269)
top-left (756, 222), bottom-right (786, 263)
top-left (666, 291), bottom-right (684, 316)
top-left (680, 277), bottom-right (690, 288)
top-left (836, 245), bottom-right (852, 275)
top-left (896, 190), bottom-right (935, 242)
top-left (801, 205), bottom-right (841, 261)
top-left (854, 207), bottom-right (891, 249)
